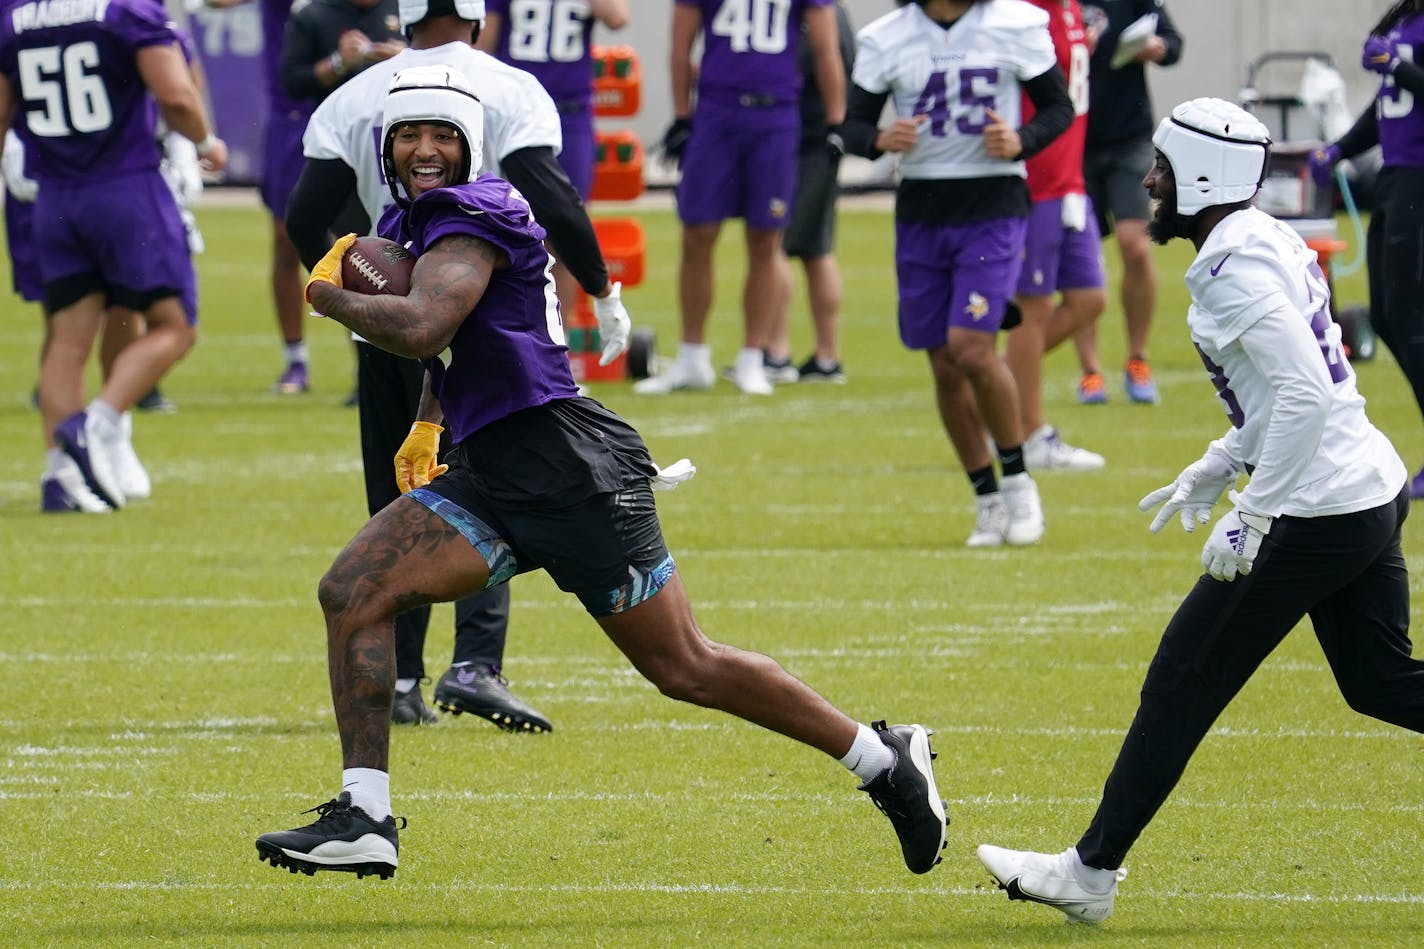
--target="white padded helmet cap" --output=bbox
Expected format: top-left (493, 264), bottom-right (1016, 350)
top-left (381, 65), bottom-right (485, 197)
top-left (1152, 97), bottom-right (1271, 216)
top-left (398, 0), bottom-right (485, 29)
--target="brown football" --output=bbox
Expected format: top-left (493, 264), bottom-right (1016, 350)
top-left (342, 237), bottom-right (414, 296)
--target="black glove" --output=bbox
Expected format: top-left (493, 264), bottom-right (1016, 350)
top-left (825, 124), bottom-right (846, 160)
top-left (660, 118), bottom-right (693, 168)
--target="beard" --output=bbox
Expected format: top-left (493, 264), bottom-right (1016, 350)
top-left (1146, 191), bottom-right (1194, 245)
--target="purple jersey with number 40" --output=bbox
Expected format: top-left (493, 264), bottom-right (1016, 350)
top-left (377, 176), bottom-right (580, 443)
top-left (0, 0), bottom-right (178, 183)
top-left (680, 0), bottom-right (831, 107)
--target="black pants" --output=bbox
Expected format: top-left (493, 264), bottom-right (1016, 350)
top-left (1077, 489), bottom-right (1421, 869)
top-left (356, 341), bottom-right (510, 680)
top-left (1367, 167), bottom-right (1424, 429)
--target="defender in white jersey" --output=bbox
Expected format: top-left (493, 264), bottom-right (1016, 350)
top-left (977, 99), bottom-right (1422, 925)
top-left (842, 0), bottom-right (1072, 549)
top-left (284, 0), bottom-right (630, 731)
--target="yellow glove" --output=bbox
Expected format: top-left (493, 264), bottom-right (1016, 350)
top-left (305, 233), bottom-right (357, 304)
top-left (395, 420), bottom-right (449, 493)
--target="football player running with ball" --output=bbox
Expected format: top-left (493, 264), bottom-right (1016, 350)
top-left (255, 66), bottom-right (949, 881)
top-left (978, 99), bottom-right (1424, 924)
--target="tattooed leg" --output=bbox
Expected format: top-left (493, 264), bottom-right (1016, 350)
top-left (317, 495), bottom-right (492, 769)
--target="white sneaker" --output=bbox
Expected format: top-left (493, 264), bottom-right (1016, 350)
top-left (1001, 472), bottom-right (1045, 545)
top-left (113, 412), bottom-right (152, 499)
top-left (632, 356), bottom-right (716, 395)
top-left (731, 350), bottom-right (774, 396)
top-left (977, 844), bottom-right (1126, 924)
top-left (1024, 425), bottom-right (1105, 472)
top-left (41, 457), bottom-right (112, 513)
top-left (966, 493), bottom-right (1008, 547)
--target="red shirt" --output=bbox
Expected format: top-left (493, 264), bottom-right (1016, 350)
top-left (1023, 0), bottom-right (1090, 201)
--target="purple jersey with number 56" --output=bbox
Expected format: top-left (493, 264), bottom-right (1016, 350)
top-left (679, 0), bottom-right (831, 108)
top-left (377, 176), bottom-right (580, 443)
top-left (0, 0), bottom-right (178, 183)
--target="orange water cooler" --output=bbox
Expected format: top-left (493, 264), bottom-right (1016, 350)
top-left (565, 45), bottom-right (654, 383)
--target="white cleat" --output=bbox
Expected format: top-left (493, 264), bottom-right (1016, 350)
top-left (977, 844), bottom-right (1126, 924)
top-left (731, 350), bottom-right (774, 396)
top-left (41, 458), bottom-right (112, 513)
top-left (1024, 425), bottom-right (1105, 472)
top-left (966, 493), bottom-right (1008, 547)
top-left (113, 412), bottom-right (152, 499)
top-left (1001, 472), bottom-right (1045, 545)
top-left (632, 357), bottom-right (717, 395)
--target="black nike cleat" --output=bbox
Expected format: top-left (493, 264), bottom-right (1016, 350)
top-left (256, 792), bottom-right (404, 880)
top-left (859, 721), bottom-right (949, 873)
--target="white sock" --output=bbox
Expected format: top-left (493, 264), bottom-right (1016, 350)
top-left (342, 767), bottom-right (391, 822)
top-left (284, 342), bottom-right (309, 364)
top-left (838, 723), bottom-right (895, 783)
top-left (395, 677), bottom-right (417, 694)
top-left (87, 398), bottom-right (121, 428)
top-left (1068, 847), bottom-right (1118, 892)
top-left (677, 341), bottom-right (710, 365)
top-left (815, 355), bottom-right (839, 372)
top-left (734, 347), bottom-right (763, 372)
top-left (43, 447), bottom-right (65, 477)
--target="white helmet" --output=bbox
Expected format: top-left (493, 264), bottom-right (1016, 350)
top-left (381, 65), bottom-right (485, 204)
top-left (398, 0), bottom-right (485, 30)
top-left (1152, 98), bottom-right (1271, 216)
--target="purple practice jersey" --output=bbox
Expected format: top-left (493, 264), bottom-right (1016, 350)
top-left (0, 0), bottom-right (178, 183)
top-left (486, 0), bottom-right (595, 107)
top-left (1377, 12), bottom-right (1424, 167)
top-left (376, 175), bottom-right (581, 443)
top-left (680, 0), bottom-right (831, 107)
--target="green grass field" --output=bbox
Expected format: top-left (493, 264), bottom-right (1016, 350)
top-left (3, 197), bottom-right (1423, 947)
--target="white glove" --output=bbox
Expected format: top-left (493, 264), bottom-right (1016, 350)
top-left (159, 131), bottom-right (204, 208)
top-left (592, 281), bottom-right (631, 367)
top-left (1201, 502), bottom-right (1273, 582)
top-left (1138, 445), bottom-right (1239, 534)
top-left (651, 458), bottom-right (696, 491)
top-left (2, 129), bottom-right (37, 202)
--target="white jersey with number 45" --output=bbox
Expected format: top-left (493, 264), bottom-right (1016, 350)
top-left (852, 0), bottom-right (1055, 180)
top-left (1187, 207), bottom-right (1405, 519)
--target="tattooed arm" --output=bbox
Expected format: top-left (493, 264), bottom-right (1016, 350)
top-left (306, 233), bottom-right (509, 360)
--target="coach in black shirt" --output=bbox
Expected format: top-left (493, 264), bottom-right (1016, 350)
top-left (282, 0), bottom-right (407, 105)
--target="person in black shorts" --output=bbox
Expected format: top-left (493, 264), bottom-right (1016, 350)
top-left (256, 65), bottom-right (948, 881)
top-left (766, 0), bottom-right (854, 384)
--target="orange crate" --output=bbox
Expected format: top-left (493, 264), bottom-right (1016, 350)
top-left (592, 45), bottom-right (641, 117)
top-left (591, 216), bottom-right (644, 287)
top-left (590, 130), bottom-right (644, 202)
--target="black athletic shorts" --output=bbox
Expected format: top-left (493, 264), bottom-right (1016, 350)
top-left (783, 146), bottom-right (841, 258)
top-left (407, 397), bottom-right (673, 616)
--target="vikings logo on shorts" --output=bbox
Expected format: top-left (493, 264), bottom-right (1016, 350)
top-left (965, 292), bottom-right (990, 321)
top-left (769, 198), bottom-right (788, 220)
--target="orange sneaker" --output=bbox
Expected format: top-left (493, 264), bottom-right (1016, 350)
top-left (1124, 358), bottom-right (1159, 404)
top-left (1076, 371), bottom-right (1108, 405)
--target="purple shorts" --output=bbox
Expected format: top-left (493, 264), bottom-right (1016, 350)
top-left (558, 105), bottom-right (595, 201)
top-left (35, 171), bottom-right (197, 323)
top-left (894, 215), bottom-right (1027, 349)
top-left (676, 101), bottom-right (798, 230)
top-left (1015, 196), bottom-right (1106, 297)
top-left (261, 103), bottom-right (311, 217)
top-left (5, 196), bottom-right (43, 303)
